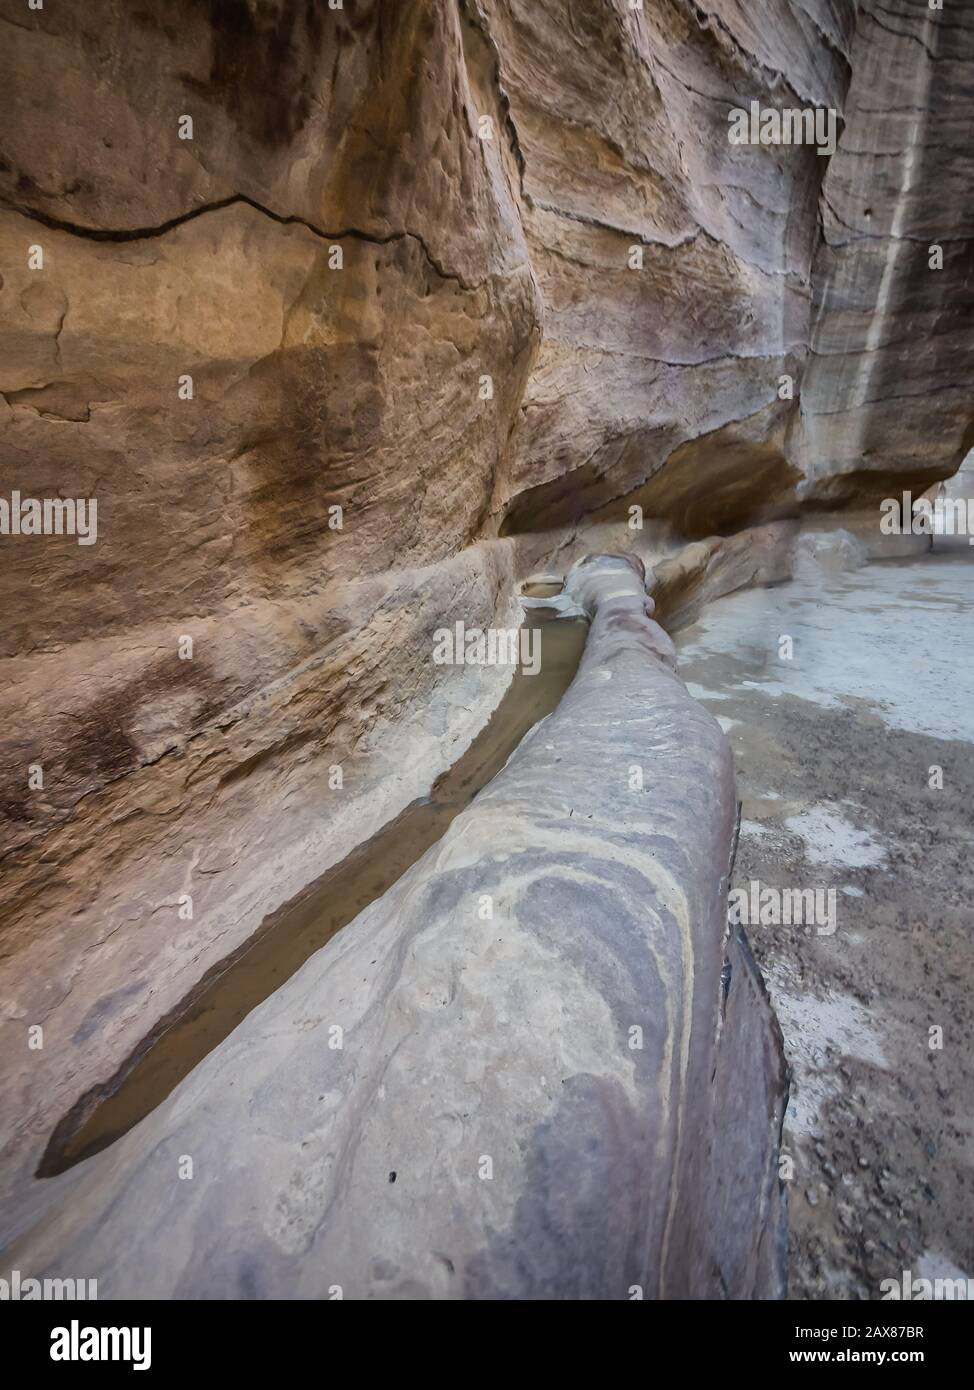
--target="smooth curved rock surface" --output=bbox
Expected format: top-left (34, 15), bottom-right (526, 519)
top-left (2, 0), bottom-right (964, 1265)
top-left (5, 557), bottom-right (787, 1298)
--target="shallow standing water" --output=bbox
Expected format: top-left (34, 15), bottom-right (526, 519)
top-left (39, 611), bottom-right (588, 1176)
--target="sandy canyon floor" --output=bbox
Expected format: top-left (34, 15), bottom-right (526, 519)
top-left (676, 541), bottom-right (974, 1299)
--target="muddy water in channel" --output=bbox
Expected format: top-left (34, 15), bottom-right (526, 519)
top-left (39, 612), bottom-right (587, 1177)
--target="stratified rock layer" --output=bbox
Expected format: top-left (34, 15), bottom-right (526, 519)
top-left (0, 0), bottom-right (969, 1235)
top-left (5, 558), bottom-right (788, 1298)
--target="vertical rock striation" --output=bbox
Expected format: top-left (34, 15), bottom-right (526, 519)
top-left (793, 0), bottom-right (974, 504)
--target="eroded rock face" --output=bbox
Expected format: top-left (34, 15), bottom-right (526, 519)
top-left (5, 558), bottom-right (787, 1298)
top-left (793, 0), bottom-right (974, 504)
top-left (0, 0), bottom-right (968, 1242)
top-left (489, 0), bottom-right (846, 536)
top-left (1, 0), bottom-right (538, 1204)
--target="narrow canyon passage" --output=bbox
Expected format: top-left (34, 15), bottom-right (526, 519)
top-left (1, 0), bottom-right (973, 1328)
top-left (3, 556), bottom-right (788, 1299)
top-left (39, 612), bottom-right (588, 1177)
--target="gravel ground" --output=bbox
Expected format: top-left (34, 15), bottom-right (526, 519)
top-left (676, 544), bottom-right (974, 1300)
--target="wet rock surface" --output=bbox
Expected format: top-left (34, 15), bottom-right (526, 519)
top-left (4, 559), bottom-right (787, 1298)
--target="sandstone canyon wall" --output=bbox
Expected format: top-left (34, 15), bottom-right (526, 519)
top-left (4, 558), bottom-right (789, 1299)
top-left (0, 0), bottom-right (971, 1228)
